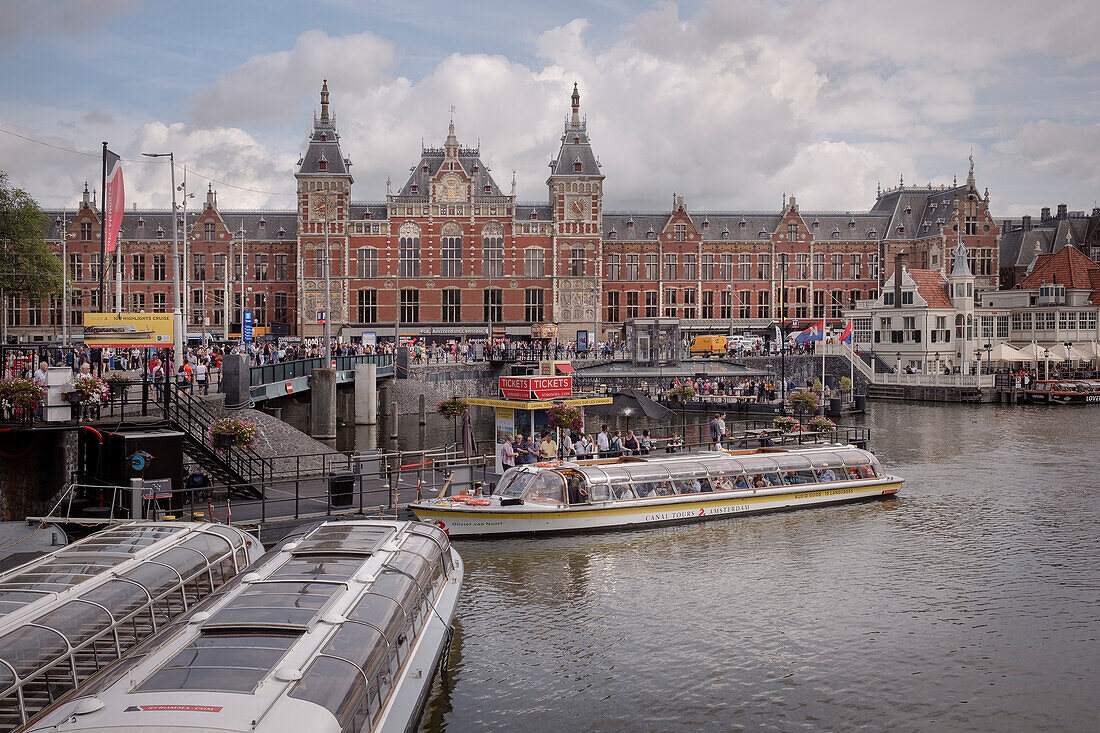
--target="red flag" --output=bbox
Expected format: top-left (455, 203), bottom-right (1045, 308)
top-left (103, 149), bottom-right (124, 253)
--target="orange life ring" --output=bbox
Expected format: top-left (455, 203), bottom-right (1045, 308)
top-left (449, 495), bottom-right (472, 503)
top-left (467, 498), bottom-right (491, 506)
top-left (536, 461), bottom-right (562, 467)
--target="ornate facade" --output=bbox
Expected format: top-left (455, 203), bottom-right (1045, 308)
top-left (9, 81), bottom-right (1002, 344)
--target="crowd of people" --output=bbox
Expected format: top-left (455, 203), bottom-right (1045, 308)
top-left (499, 423), bottom-right (686, 466)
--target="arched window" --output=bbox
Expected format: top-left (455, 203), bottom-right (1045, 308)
top-left (441, 222), bottom-right (462, 277)
top-left (482, 222), bottom-right (504, 278)
top-left (398, 222), bottom-right (420, 277)
top-left (955, 314), bottom-right (964, 338)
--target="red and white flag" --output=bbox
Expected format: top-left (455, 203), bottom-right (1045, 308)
top-left (103, 149), bottom-right (124, 253)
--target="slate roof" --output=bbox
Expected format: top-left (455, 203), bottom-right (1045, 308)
top-left (602, 210), bottom-right (889, 243)
top-left (549, 121), bottom-right (602, 178)
top-left (395, 132), bottom-right (505, 199)
top-left (516, 203), bottom-right (553, 221)
top-left (349, 203), bottom-right (388, 221)
top-left (871, 184), bottom-right (968, 241)
top-left (43, 208), bottom-right (299, 242)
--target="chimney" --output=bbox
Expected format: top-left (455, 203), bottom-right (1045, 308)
top-left (205, 183), bottom-right (216, 210)
top-left (81, 182), bottom-right (91, 209)
top-left (1057, 203), bottom-right (1067, 220)
top-left (1041, 206), bottom-right (1051, 222)
top-left (893, 251), bottom-right (906, 309)
top-left (1021, 215), bottom-right (1032, 231)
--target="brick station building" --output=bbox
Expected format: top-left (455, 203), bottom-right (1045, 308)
top-left (11, 81), bottom-right (1002, 345)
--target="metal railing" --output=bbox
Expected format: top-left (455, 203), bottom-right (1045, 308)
top-left (874, 373), bottom-right (995, 388)
top-left (249, 353), bottom-right (392, 387)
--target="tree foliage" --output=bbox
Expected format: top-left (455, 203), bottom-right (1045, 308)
top-left (0, 171), bottom-right (61, 302)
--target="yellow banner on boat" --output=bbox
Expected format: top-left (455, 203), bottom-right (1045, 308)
top-left (83, 312), bottom-right (174, 348)
top-left (467, 396), bottom-right (613, 410)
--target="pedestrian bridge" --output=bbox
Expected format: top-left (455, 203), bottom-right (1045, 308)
top-left (248, 354), bottom-right (393, 402)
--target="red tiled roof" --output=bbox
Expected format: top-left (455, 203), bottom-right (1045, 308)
top-left (1018, 246), bottom-right (1100, 298)
top-left (907, 269), bottom-right (953, 308)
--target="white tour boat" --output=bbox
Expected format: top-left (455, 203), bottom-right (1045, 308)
top-left (411, 445), bottom-right (902, 537)
top-left (0, 521), bottom-right (263, 731)
top-left (33, 519), bottom-right (463, 733)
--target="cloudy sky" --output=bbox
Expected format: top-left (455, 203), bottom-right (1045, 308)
top-left (1, 0), bottom-right (1097, 217)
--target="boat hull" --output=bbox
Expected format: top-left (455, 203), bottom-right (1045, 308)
top-left (411, 479), bottom-right (902, 537)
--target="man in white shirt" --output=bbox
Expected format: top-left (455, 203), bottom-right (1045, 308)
top-left (716, 413), bottom-right (727, 450)
top-left (597, 425), bottom-right (611, 455)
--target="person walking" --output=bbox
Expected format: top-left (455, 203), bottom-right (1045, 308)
top-left (500, 435), bottom-right (517, 470)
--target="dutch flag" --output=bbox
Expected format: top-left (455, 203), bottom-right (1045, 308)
top-left (840, 320), bottom-right (853, 344)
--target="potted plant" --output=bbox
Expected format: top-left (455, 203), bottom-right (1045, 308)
top-left (546, 403), bottom-right (583, 434)
top-left (437, 397), bottom-right (468, 447)
top-left (105, 373), bottom-right (132, 400)
top-left (807, 415), bottom-right (836, 432)
top-left (773, 415), bottom-right (800, 432)
top-left (209, 417), bottom-right (259, 452)
top-left (789, 390), bottom-right (818, 414)
top-left (666, 385), bottom-right (697, 404)
top-left (69, 374), bottom-right (109, 406)
top-left (0, 377), bottom-right (46, 422)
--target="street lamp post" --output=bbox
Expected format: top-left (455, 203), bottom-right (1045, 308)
top-left (1063, 340), bottom-right (1073, 377)
top-left (1043, 348), bottom-right (1051, 380)
top-left (140, 152), bottom-right (182, 372)
top-left (983, 342), bottom-right (993, 377)
top-left (896, 351), bottom-right (902, 374)
top-left (727, 284), bottom-right (734, 343)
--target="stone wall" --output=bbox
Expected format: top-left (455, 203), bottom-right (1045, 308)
top-left (738, 355), bottom-right (871, 393)
top-left (388, 362), bottom-right (505, 415)
top-left (0, 431), bottom-right (77, 521)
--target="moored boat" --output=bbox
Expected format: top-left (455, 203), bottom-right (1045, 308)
top-left (411, 444), bottom-right (902, 537)
top-left (32, 519), bottom-right (463, 733)
top-left (1024, 379), bottom-right (1100, 404)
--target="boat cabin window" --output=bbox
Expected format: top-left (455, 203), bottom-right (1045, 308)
top-left (774, 455), bottom-right (816, 485)
top-left (673, 463), bottom-right (713, 493)
top-left (495, 469), bottom-right (534, 498)
top-left (808, 452), bottom-right (846, 482)
top-left (561, 471), bottom-right (590, 504)
top-left (136, 631), bottom-right (299, 693)
top-left (289, 655), bottom-right (368, 731)
top-left (522, 473), bottom-right (566, 504)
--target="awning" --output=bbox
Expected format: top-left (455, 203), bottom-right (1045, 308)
top-left (556, 363), bottom-right (576, 374)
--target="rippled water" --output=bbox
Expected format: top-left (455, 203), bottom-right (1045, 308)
top-left (417, 403), bottom-right (1100, 732)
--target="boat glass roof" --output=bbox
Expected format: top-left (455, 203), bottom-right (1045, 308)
top-left (204, 581), bottom-right (341, 629)
top-left (136, 631), bottom-right (300, 693)
top-left (291, 524), bottom-right (394, 556)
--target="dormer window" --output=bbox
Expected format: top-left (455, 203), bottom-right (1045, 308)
top-left (609, 229), bottom-right (617, 239)
top-left (897, 224), bottom-right (905, 234)
top-left (627, 219), bottom-right (635, 229)
top-left (319, 133), bottom-right (326, 142)
top-left (472, 164), bottom-right (479, 173)
top-left (739, 218), bottom-right (746, 228)
top-left (484, 185), bottom-right (491, 193)
top-left (848, 218), bottom-right (856, 228)
top-left (646, 228), bottom-right (656, 239)
top-left (930, 202), bottom-right (937, 211)
top-left (832, 227), bottom-right (840, 239)
top-left (422, 165), bottom-right (428, 173)
top-left (178, 219), bottom-right (184, 228)
top-left (722, 228), bottom-right (730, 239)
top-left (137, 218), bottom-right (145, 228)
top-left (758, 227), bottom-right (767, 237)
top-left (573, 137), bottom-right (580, 144)
top-left (155, 227), bottom-right (164, 239)
top-left (318, 154), bottom-right (327, 172)
top-left (410, 184), bottom-right (418, 193)
top-left (904, 205), bottom-right (912, 214)
top-left (812, 219), bottom-right (819, 229)
top-left (702, 219), bottom-right (709, 229)
top-left (868, 228), bottom-right (876, 237)
top-left (573, 158), bottom-right (582, 173)
top-left (530, 211), bottom-right (538, 220)
top-left (277, 228), bottom-right (285, 238)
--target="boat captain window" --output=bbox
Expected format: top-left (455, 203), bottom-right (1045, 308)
top-left (495, 470), bottom-right (533, 498)
top-left (522, 473), bottom-right (566, 504)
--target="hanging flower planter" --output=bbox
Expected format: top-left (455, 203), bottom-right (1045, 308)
top-left (69, 375), bottom-right (109, 406)
top-left (436, 398), bottom-right (468, 419)
top-left (0, 377), bottom-right (45, 423)
top-left (808, 415), bottom-right (836, 432)
top-left (667, 386), bottom-right (697, 404)
top-left (546, 403), bottom-right (583, 434)
top-left (209, 417), bottom-right (259, 453)
top-left (773, 415), bottom-right (800, 432)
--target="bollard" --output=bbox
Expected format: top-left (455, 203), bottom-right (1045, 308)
top-left (418, 394), bottom-right (427, 450)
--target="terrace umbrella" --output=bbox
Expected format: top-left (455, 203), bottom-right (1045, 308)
top-left (988, 343), bottom-right (1027, 362)
top-left (1046, 343), bottom-right (1091, 362)
top-left (584, 388), bottom-right (674, 432)
top-left (461, 409), bottom-right (476, 458)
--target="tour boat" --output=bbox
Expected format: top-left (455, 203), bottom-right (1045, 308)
top-left (1024, 379), bottom-right (1100, 404)
top-left (83, 324), bottom-right (156, 339)
top-left (410, 445), bottom-right (903, 537)
top-left (0, 522), bottom-right (263, 731)
top-left (33, 520), bottom-right (463, 733)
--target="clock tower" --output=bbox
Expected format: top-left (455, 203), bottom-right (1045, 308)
top-left (548, 83), bottom-right (605, 342)
top-left (296, 79), bottom-right (353, 338)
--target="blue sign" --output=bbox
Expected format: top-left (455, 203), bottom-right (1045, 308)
top-left (243, 310), bottom-right (253, 342)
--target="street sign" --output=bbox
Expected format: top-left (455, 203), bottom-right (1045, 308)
top-left (317, 310), bottom-right (326, 324)
top-left (243, 310), bottom-right (253, 343)
top-left (498, 375), bottom-right (572, 400)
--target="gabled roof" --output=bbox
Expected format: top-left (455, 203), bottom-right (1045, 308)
top-left (1018, 246), bottom-right (1100, 298)
top-left (395, 146), bottom-right (504, 199)
top-left (908, 268), bottom-right (953, 308)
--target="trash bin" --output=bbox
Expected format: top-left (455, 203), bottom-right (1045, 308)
top-left (828, 398), bottom-right (842, 416)
top-left (854, 394), bottom-right (867, 412)
top-left (329, 470), bottom-right (355, 508)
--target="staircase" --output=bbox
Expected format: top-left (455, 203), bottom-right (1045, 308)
top-left (164, 384), bottom-right (270, 498)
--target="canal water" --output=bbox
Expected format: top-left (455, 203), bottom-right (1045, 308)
top-left (395, 402), bottom-right (1099, 732)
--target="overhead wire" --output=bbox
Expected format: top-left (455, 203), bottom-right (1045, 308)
top-left (0, 126), bottom-right (295, 197)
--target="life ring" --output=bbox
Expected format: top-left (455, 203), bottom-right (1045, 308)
top-left (449, 495), bottom-right (472, 504)
top-left (467, 498), bottom-right (491, 506)
top-left (536, 461), bottom-right (562, 467)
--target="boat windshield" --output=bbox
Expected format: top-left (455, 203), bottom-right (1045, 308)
top-left (495, 469), bottom-right (534, 498)
top-left (521, 473), bottom-right (566, 504)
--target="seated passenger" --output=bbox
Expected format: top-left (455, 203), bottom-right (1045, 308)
top-left (712, 476), bottom-right (733, 492)
top-left (733, 475), bottom-right (750, 490)
top-left (818, 468), bottom-right (838, 482)
top-left (846, 467), bottom-right (862, 480)
top-left (634, 483), bottom-right (652, 498)
top-left (653, 482), bottom-right (673, 497)
top-left (696, 478), bottom-right (711, 493)
top-left (780, 471), bottom-right (797, 484)
top-left (567, 476), bottom-right (589, 504)
top-left (677, 479), bottom-right (697, 494)
top-left (858, 465), bottom-right (876, 479)
top-left (614, 485), bottom-right (635, 500)
top-left (752, 473), bottom-right (767, 488)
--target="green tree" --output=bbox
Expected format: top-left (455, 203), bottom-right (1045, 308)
top-left (0, 171), bottom-right (61, 335)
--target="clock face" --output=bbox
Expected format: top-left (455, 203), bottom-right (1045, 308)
top-left (569, 197), bottom-right (587, 220)
top-left (441, 174), bottom-right (463, 202)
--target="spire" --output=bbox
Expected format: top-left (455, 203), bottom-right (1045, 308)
top-left (876, 181), bottom-right (881, 199)
top-left (81, 182), bottom-right (90, 208)
top-left (966, 149), bottom-right (976, 188)
top-left (899, 173), bottom-right (904, 187)
top-left (571, 82), bottom-right (580, 125)
top-left (445, 105), bottom-right (459, 153)
top-left (386, 175), bottom-right (392, 196)
top-left (206, 183), bottom-right (215, 210)
top-left (953, 172), bottom-right (957, 187)
top-left (510, 170), bottom-right (516, 197)
top-left (320, 79), bottom-right (330, 121)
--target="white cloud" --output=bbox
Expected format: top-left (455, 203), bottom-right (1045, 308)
top-left (4, 0), bottom-right (1099, 215)
top-left (0, 0), bottom-right (143, 42)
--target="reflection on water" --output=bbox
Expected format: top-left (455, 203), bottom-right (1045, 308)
top-left (415, 403), bottom-right (1100, 731)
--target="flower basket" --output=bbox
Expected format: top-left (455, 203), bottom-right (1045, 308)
top-left (0, 377), bottom-right (46, 416)
top-left (546, 403), bottom-right (583, 434)
top-left (807, 416), bottom-right (836, 432)
top-left (69, 375), bottom-right (109, 406)
top-left (209, 417), bottom-right (259, 453)
top-left (773, 415), bottom-right (800, 432)
top-left (436, 398), bottom-right (468, 419)
top-left (667, 386), bottom-right (697, 404)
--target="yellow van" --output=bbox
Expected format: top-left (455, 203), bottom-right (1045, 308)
top-left (689, 334), bottom-right (727, 357)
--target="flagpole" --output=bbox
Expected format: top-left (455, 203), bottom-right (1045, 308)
top-left (98, 142), bottom-right (107, 376)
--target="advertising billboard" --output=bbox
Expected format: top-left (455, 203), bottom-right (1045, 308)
top-left (83, 312), bottom-right (174, 348)
top-left (498, 375), bottom-right (572, 400)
